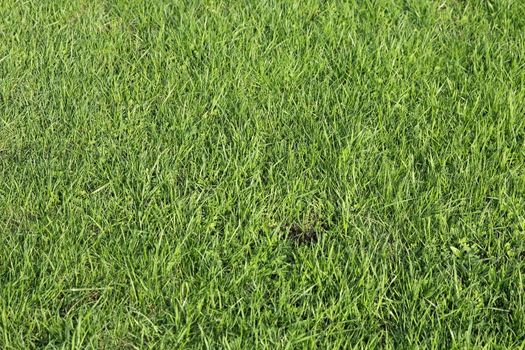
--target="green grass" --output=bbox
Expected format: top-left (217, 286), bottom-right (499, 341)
top-left (1, 0), bottom-right (525, 348)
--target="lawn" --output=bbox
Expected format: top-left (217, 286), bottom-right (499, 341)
top-left (1, 0), bottom-right (525, 348)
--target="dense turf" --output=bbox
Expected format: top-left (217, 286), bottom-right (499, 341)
top-left (1, 0), bottom-right (525, 348)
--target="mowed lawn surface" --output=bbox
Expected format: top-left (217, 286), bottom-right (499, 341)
top-left (1, 0), bottom-right (525, 348)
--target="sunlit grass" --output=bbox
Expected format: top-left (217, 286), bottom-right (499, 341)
top-left (1, 0), bottom-right (524, 348)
